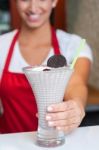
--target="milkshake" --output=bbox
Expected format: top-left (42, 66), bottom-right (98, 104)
top-left (23, 65), bottom-right (73, 147)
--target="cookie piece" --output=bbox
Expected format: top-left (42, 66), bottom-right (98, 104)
top-left (47, 54), bottom-right (67, 68)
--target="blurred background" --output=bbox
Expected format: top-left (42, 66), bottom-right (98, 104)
top-left (0, 0), bottom-right (10, 34)
top-left (0, 0), bottom-right (99, 126)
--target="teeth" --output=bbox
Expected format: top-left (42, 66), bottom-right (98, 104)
top-left (29, 14), bottom-right (39, 19)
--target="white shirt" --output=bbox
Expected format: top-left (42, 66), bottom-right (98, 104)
top-left (0, 29), bottom-right (93, 77)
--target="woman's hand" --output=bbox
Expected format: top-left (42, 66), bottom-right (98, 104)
top-left (46, 99), bottom-right (85, 133)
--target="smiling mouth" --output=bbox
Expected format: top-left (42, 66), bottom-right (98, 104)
top-left (26, 12), bottom-right (41, 22)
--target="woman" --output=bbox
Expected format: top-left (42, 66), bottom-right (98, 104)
top-left (0, 0), bottom-right (92, 133)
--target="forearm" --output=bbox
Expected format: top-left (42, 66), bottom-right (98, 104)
top-left (64, 58), bottom-right (91, 108)
top-left (64, 83), bottom-right (88, 108)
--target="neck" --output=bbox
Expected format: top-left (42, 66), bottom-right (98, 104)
top-left (19, 22), bottom-right (52, 46)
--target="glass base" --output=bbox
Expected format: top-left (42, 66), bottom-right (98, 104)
top-left (35, 136), bottom-right (65, 147)
top-left (35, 127), bottom-right (65, 147)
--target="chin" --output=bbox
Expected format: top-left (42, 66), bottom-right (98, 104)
top-left (22, 21), bottom-right (40, 29)
top-left (27, 24), bottom-right (42, 30)
top-left (25, 21), bottom-right (46, 30)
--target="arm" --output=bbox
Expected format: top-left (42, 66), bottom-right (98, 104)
top-left (64, 57), bottom-right (91, 107)
top-left (46, 58), bottom-right (91, 133)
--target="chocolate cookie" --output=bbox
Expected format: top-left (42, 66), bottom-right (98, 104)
top-left (47, 54), bottom-right (67, 68)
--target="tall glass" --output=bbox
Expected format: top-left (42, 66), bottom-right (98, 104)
top-left (23, 65), bottom-right (73, 147)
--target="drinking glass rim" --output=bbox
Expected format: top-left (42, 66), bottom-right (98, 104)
top-left (23, 65), bottom-right (73, 72)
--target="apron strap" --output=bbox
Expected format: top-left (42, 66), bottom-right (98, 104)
top-left (51, 27), bottom-right (61, 55)
top-left (4, 31), bottom-right (20, 72)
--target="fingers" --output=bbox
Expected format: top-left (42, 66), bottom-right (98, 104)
top-left (46, 109), bottom-right (77, 121)
top-left (47, 117), bottom-right (81, 127)
top-left (46, 100), bottom-right (85, 122)
top-left (45, 100), bottom-right (85, 134)
top-left (47, 101), bottom-right (76, 112)
top-left (47, 116), bottom-right (81, 134)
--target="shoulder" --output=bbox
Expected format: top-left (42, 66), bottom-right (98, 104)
top-left (0, 30), bottom-right (18, 46)
top-left (56, 29), bottom-right (93, 63)
top-left (0, 30), bottom-right (18, 73)
top-left (0, 30), bottom-right (17, 39)
top-left (56, 29), bottom-right (83, 52)
top-left (56, 29), bottom-right (85, 44)
top-left (0, 30), bottom-right (18, 60)
top-left (56, 29), bottom-right (73, 43)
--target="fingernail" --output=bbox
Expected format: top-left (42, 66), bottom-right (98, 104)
top-left (46, 115), bottom-right (51, 120)
top-left (47, 106), bottom-right (53, 112)
top-left (57, 127), bottom-right (62, 130)
top-left (48, 121), bottom-right (54, 126)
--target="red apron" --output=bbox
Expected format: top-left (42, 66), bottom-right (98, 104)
top-left (0, 27), bottom-right (61, 133)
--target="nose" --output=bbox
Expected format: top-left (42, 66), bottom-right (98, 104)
top-left (29, 0), bottom-right (39, 13)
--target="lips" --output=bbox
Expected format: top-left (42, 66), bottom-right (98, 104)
top-left (26, 13), bottom-right (40, 22)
